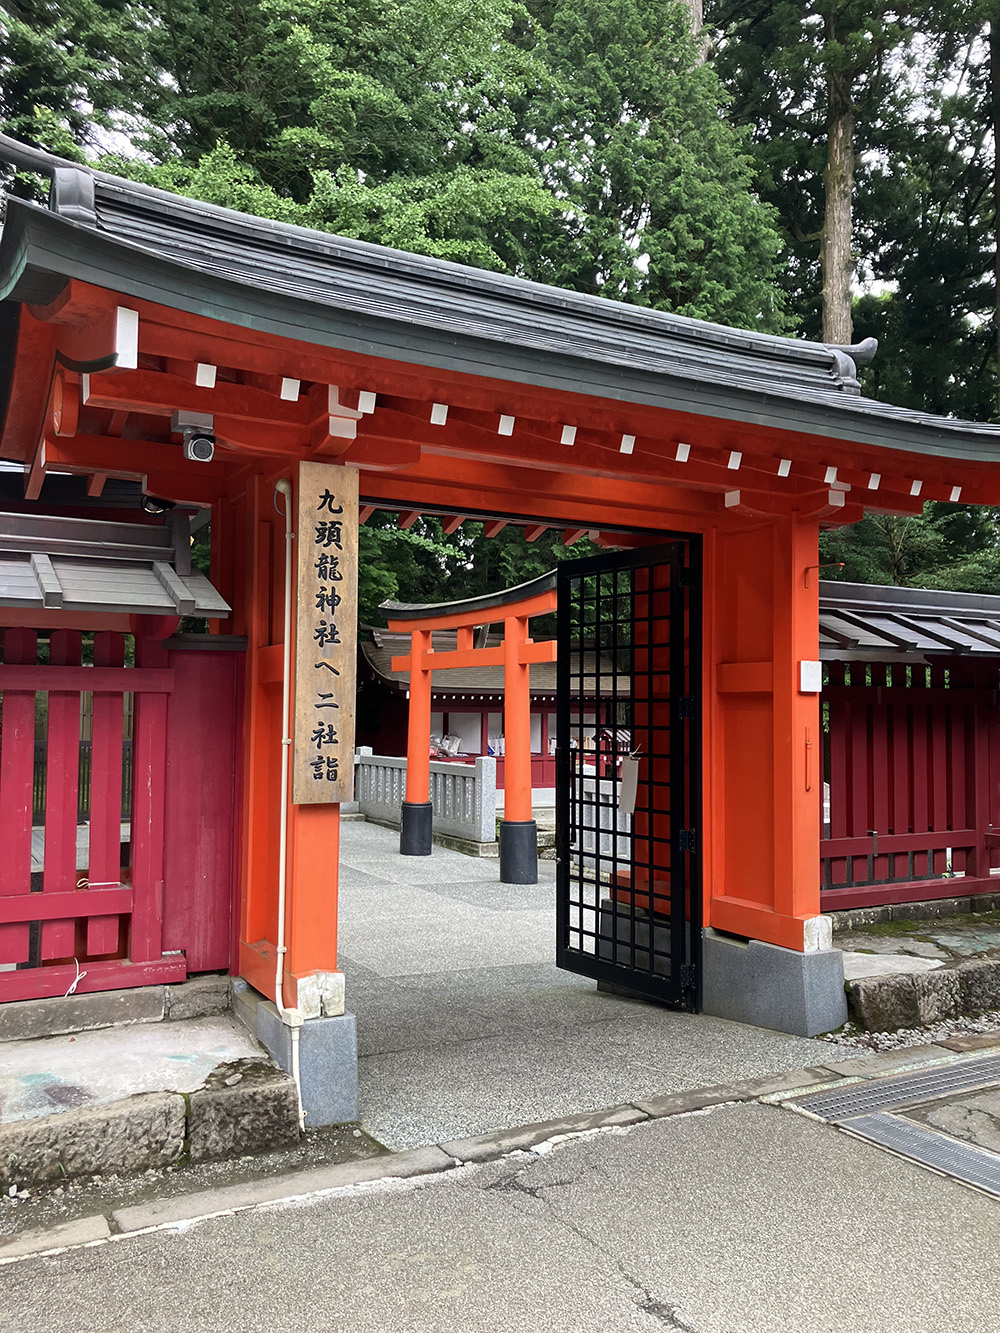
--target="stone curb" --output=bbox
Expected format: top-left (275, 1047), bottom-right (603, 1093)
top-left (0, 1215), bottom-right (111, 1263)
top-left (6, 1043), bottom-right (998, 1263)
top-left (846, 958), bottom-right (1000, 1032)
top-left (110, 1144), bottom-right (453, 1232)
top-left (440, 1105), bottom-right (647, 1163)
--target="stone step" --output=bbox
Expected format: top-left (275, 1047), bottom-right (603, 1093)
top-left (0, 1006), bottom-right (301, 1187)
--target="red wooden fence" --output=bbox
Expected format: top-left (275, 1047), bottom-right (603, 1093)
top-left (821, 659), bottom-right (1000, 911)
top-left (0, 627), bottom-right (242, 1000)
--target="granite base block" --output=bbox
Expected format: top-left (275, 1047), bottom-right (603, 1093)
top-left (233, 982), bottom-right (358, 1128)
top-left (701, 928), bottom-right (848, 1038)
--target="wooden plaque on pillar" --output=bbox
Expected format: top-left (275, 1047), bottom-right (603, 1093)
top-left (292, 461), bottom-right (358, 804)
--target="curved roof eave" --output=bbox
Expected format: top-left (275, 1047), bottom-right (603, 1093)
top-left (2, 139), bottom-right (1000, 466)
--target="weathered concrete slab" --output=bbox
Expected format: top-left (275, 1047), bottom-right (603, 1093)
top-left (0, 1016), bottom-right (265, 1125)
top-left (187, 1061), bottom-right (300, 1163)
top-left (841, 952), bottom-right (944, 981)
top-left (165, 976), bottom-right (230, 1023)
top-left (0, 1093), bottom-right (186, 1185)
top-left (0, 987), bottom-right (166, 1044)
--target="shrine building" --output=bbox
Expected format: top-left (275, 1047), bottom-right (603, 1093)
top-left (3, 133), bottom-right (1000, 1122)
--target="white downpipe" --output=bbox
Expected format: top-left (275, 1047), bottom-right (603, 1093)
top-left (274, 479), bottom-right (305, 1131)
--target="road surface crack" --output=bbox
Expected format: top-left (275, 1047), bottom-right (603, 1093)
top-left (491, 1158), bottom-right (697, 1330)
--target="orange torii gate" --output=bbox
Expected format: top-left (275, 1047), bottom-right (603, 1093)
top-left (385, 576), bottom-right (558, 883)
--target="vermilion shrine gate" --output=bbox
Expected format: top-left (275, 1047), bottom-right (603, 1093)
top-left (3, 133), bottom-right (1000, 1118)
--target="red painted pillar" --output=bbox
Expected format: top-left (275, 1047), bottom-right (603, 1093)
top-left (401, 627), bottom-right (433, 854)
top-left (503, 615), bottom-right (532, 823)
top-left (499, 614), bottom-right (537, 883)
top-left (706, 514), bottom-right (823, 951)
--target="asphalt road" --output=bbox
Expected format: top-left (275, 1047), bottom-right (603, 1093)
top-left (5, 1100), bottom-right (998, 1333)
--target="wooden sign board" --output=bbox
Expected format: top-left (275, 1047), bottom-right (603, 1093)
top-left (292, 461), bottom-right (358, 804)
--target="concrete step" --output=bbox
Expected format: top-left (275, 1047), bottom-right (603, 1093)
top-left (0, 1016), bottom-right (299, 1186)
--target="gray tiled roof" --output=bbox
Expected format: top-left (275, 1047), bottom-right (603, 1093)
top-left (3, 134), bottom-right (1000, 463)
top-left (819, 580), bottom-right (1000, 660)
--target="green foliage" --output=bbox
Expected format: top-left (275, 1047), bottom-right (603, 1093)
top-left (18, 0), bottom-right (783, 324)
top-left (521, 0), bottom-right (787, 329)
top-left (357, 512), bottom-right (598, 629)
top-left (820, 502), bottom-right (1000, 593)
top-left (0, 0), bottom-right (143, 194)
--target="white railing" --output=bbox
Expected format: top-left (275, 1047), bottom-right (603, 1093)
top-left (356, 753), bottom-right (497, 844)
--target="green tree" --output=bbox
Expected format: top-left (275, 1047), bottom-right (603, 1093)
top-left (0, 0), bottom-right (142, 192)
top-left (96, 0), bottom-right (565, 273)
top-left (521, 0), bottom-right (787, 329)
top-left (820, 502), bottom-right (1000, 592)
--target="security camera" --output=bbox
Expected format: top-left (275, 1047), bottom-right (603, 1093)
top-left (182, 431), bottom-right (215, 462)
top-left (171, 409), bottom-right (216, 462)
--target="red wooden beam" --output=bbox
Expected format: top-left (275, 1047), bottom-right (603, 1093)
top-left (0, 956), bottom-right (187, 1002)
top-left (524, 524), bottom-right (549, 542)
top-left (359, 505), bottom-right (375, 524)
top-left (87, 472), bottom-right (107, 497)
top-left (484, 520), bottom-right (508, 538)
top-left (442, 515), bottom-right (467, 534)
top-left (563, 528), bottom-right (588, 545)
top-left (398, 511), bottom-right (422, 530)
top-left (31, 280), bottom-right (1000, 504)
top-left (0, 888), bottom-right (133, 923)
top-left (0, 666), bottom-right (174, 692)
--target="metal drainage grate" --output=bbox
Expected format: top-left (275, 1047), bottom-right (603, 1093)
top-left (794, 1053), bottom-right (1000, 1122)
top-left (843, 1114), bottom-right (1000, 1198)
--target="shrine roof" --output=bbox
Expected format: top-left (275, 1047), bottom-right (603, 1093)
top-left (0, 510), bottom-right (229, 617)
top-left (3, 134), bottom-right (1000, 464)
top-left (819, 580), bottom-right (1000, 662)
top-left (381, 572), bottom-right (556, 621)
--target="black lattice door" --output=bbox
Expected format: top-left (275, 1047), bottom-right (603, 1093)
top-left (555, 540), bottom-right (701, 1009)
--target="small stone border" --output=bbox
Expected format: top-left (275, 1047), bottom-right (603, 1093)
top-left (7, 1034), bottom-right (1000, 1265)
top-left (846, 958), bottom-right (1000, 1031)
top-left (0, 1059), bottom-right (298, 1189)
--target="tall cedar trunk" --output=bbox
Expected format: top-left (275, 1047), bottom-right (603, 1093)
top-left (820, 42), bottom-right (855, 346)
top-left (992, 20), bottom-right (1000, 418)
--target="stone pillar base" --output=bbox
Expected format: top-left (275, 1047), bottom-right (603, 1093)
top-left (499, 819), bottom-right (538, 884)
top-left (400, 800), bottom-right (433, 856)
top-left (233, 981), bottom-right (358, 1127)
top-left (701, 928), bottom-right (847, 1037)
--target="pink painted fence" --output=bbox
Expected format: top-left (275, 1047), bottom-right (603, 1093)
top-left (0, 627), bottom-right (242, 1000)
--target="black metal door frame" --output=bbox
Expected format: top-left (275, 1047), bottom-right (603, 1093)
top-left (555, 537), bottom-right (702, 1010)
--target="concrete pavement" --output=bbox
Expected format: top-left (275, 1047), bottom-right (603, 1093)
top-left (338, 820), bottom-right (853, 1148)
top-left (4, 1097), bottom-right (998, 1332)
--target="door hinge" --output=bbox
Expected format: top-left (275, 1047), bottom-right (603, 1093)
top-left (678, 828), bottom-right (696, 852)
top-left (678, 695), bottom-right (696, 719)
top-left (679, 963), bottom-right (696, 988)
top-left (679, 566), bottom-right (697, 587)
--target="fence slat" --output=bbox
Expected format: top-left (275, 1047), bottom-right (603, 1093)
top-left (822, 656), bottom-right (998, 898)
top-left (0, 629), bottom-right (37, 964)
top-left (41, 630), bottom-right (82, 960)
top-left (129, 687), bottom-right (168, 963)
top-left (86, 632), bottom-right (126, 955)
